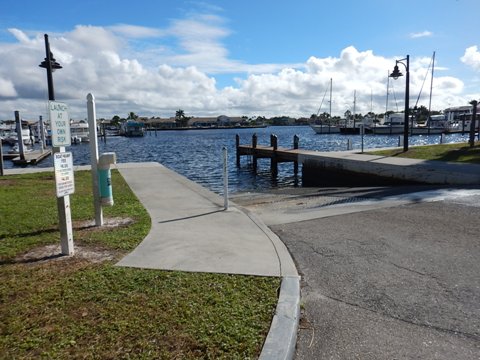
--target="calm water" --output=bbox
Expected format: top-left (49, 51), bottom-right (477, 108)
top-left (2, 126), bottom-right (472, 194)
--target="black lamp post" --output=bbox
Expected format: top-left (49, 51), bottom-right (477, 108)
top-left (39, 34), bottom-right (62, 101)
top-left (469, 100), bottom-right (478, 147)
top-left (389, 55), bottom-right (410, 152)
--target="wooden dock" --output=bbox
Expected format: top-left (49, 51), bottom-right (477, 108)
top-left (236, 134), bottom-right (300, 177)
top-left (11, 149), bottom-right (52, 166)
top-left (235, 133), bottom-right (480, 186)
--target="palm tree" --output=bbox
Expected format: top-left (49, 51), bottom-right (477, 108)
top-left (127, 112), bottom-right (138, 120)
top-left (175, 109), bottom-right (188, 127)
top-left (175, 109), bottom-right (185, 119)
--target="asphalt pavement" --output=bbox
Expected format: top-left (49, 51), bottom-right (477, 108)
top-left (235, 186), bottom-right (480, 359)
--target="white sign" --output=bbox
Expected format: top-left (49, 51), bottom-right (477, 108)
top-left (49, 101), bottom-right (71, 147)
top-left (54, 152), bottom-right (75, 197)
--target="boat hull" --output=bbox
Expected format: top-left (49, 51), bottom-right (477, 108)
top-left (369, 126), bottom-right (404, 135)
top-left (310, 125), bottom-right (341, 134)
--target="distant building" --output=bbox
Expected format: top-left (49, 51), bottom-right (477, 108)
top-left (143, 117), bottom-right (177, 129)
top-left (189, 115), bottom-right (244, 128)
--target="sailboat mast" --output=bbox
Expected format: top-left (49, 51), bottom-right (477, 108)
top-left (385, 70), bottom-right (390, 116)
top-left (428, 51), bottom-right (435, 117)
top-left (353, 90), bottom-right (357, 128)
top-left (329, 78), bottom-right (332, 120)
top-left (370, 89), bottom-right (373, 113)
top-left (353, 90), bottom-right (356, 117)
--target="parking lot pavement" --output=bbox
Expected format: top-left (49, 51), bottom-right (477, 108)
top-left (234, 188), bottom-right (480, 359)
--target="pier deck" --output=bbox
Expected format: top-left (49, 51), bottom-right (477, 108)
top-left (236, 134), bottom-right (480, 186)
top-left (11, 150), bottom-right (52, 166)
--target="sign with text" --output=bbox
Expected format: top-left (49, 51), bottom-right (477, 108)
top-left (54, 152), bottom-right (75, 197)
top-left (49, 101), bottom-right (71, 147)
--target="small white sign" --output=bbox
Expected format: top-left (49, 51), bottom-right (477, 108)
top-left (49, 101), bottom-right (71, 147)
top-left (54, 152), bottom-right (75, 197)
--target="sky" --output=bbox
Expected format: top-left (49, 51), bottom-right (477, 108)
top-left (0, 0), bottom-right (479, 121)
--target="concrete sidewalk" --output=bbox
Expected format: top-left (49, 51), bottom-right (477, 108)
top-left (115, 162), bottom-right (300, 360)
top-left (115, 162), bottom-right (297, 277)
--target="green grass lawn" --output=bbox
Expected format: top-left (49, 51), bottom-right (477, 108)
top-left (367, 142), bottom-right (480, 164)
top-left (0, 170), bottom-right (279, 359)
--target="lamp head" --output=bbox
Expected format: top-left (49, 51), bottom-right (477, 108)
top-left (389, 64), bottom-right (403, 80)
top-left (39, 53), bottom-right (62, 72)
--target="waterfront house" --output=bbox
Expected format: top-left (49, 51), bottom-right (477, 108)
top-left (144, 117), bottom-right (177, 129)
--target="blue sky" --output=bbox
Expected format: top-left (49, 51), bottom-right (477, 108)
top-left (0, 0), bottom-right (479, 119)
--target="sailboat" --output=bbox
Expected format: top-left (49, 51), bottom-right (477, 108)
top-left (410, 51), bottom-right (445, 135)
top-left (310, 79), bottom-right (341, 134)
top-left (372, 52), bottom-right (444, 135)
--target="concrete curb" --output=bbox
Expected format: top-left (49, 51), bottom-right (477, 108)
top-left (259, 275), bottom-right (301, 360)
top-left (235, 205), bottom-right (299, 277)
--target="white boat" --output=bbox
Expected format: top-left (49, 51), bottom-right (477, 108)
top-left (369, 113), bottom-right (406, 134)
top-left (70, 120), bottom-right (90, 143)
top-left (444, 106), bottom-right (480, 133)
top-left (2, 128), bottom-right (32, 145)
top-left (370, 113), bottom-right (450, 135)
top-left (8, 144), bottom-right (34, 155)
top-left (409, 115), bottom-right (447, 135)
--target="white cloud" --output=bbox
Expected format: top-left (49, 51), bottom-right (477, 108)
top-left (410, 31), bottom-right (433, 39)
top-left (461, 45), bottom-right (480, 71)
top-left (0, 78), bottom-right (17, 97)
top-left (109, 24), bottom-right (164, 38)
top-left (0, 22), bottom-right (471, 121)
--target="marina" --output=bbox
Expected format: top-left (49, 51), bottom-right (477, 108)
top-left (1, 125), bottom-right (476, 193)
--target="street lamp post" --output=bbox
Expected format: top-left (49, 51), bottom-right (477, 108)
top-left (39, 34), bottom-right (62, 101)
top-left (469, 100), bottom-right (478, 147)
top-left (389, 55), bottom-right (410, 152)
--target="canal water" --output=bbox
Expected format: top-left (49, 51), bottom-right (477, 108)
top-left (2, 126), bottom-right (472, 194)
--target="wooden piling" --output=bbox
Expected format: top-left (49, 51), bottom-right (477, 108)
top-left (252, 133), bottom-right (257, 172)
top-left (236, 133), bottom-right (301, 177)
top-left (293, 134), bottom-right (299, 176)
top-left (236, 134), bottom-right (240, 167)
top-left (0, 139), bottom-right (4, 176)
top-left (270, 134), bottom-right (278, 176)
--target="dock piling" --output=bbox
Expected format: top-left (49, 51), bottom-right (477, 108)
top-left (14, 111), bottom-right (26, 161)
top-left (270, 134), bottom-right (278, 176)
top-left (236, 133), bottom-right (301, 177)
top-left (293, 135), bottom-right (299, 176)
top-left (236, 134), bottom-right (240, 167)
top-left (0, 139), bottom-right (4, 176)
top-left (252, 133), bottom-right (258, 172)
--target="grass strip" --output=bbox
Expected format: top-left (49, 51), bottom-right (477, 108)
top-left (366, 142), bottom-right (480, 164)
top-left (0, 170), bottom-right (279, 359)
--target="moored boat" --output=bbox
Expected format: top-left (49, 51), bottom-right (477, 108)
top-left (120, 120), bottom-right (145, 137)
top-left (369, 113), bottom-right (406, 135)
top-left (70, 120), bottom-right (90, 143)
top-left (310, 124), bottom-right (341, 134)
